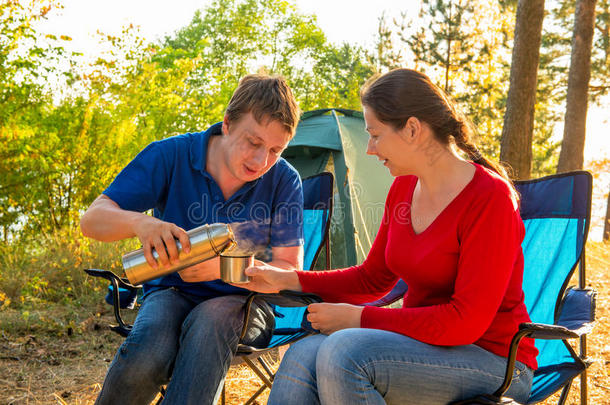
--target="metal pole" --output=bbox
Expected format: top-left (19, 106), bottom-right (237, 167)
top-left (579, 251), bottom-right (587, 405)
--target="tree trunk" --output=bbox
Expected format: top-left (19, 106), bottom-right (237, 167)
top-left (500, 0), bottom-right (545, 180)
top-left (603, 186), bottom-right (610, 240)
top-left (557, 0), bottom-right (598, 173)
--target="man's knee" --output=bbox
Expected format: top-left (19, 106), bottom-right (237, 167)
top-left (108, 336), bottom-right (176, 387)
top-left (185, 295), bottom-right (245, 329)
top-left (179, 295), bottom-right (248, 348)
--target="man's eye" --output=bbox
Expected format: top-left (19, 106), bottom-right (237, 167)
top-left (249, 140), bottom-right (260, 147)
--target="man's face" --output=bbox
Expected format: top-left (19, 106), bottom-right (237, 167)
top-left (221, 112), bottom-right (292, 183)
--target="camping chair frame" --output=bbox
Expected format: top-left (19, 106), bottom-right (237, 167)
top-left (222, 172), bottom-right (334, 404)
top-left (84, 172), bottom-right (334, 405)
top-left (451, 171), bottom-right (596, 405)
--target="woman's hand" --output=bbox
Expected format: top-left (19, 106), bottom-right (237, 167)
top-left (233, 264), bottom-right (302, 293)
top-left (307, 303), bottom-right (364, 335)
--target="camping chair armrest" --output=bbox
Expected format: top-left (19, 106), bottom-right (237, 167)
top-left (493, 321), bottom-right (583, 400)
top-left (84, 268), bottom-right (139, 290)
top-left (517, 322), bottom-right (580, 340)
top-left (83, 268), bottom-right (136, 336)
top-left (239, 290), bottom-right (322, 344)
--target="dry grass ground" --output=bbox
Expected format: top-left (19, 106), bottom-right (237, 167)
top-left (0, 241), bottom-right (607, 405)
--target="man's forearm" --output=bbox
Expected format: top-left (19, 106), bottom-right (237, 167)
top-left (80, 196), bottom-right (143, 242)
top-left (268, 258), bottom-right (299, 271)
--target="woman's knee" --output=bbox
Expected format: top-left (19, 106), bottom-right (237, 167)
top-left (276, 334), bottom-right (326, 383)
top-left (316, 329), bottom-right (365, 377)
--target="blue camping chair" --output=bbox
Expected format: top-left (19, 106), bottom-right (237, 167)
top-left (510, 171), bottom-right (595, 405)
top-left (366, 171), bottom-right (596, 405)
top-left (225, 171), bottom-right (334, 404)
top-left (84, 172), bottom-right (334, 404)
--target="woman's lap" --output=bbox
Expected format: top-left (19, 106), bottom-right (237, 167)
top-left (270, 328), bottom-right (533, 405)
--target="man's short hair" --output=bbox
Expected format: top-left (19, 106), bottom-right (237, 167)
top-left (225, 74), bottom-right (300, 136)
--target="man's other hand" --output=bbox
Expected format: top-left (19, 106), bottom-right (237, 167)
top-left (178, 256), bottom-right (221, 282)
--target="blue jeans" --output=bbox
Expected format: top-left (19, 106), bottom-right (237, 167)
top-left (268, 328), bottom-right (533, 405)
top-left (95, 288), bottom-right (274, 405)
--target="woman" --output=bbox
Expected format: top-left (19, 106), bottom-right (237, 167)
top-left (239, 68), bottom-right (538, 404)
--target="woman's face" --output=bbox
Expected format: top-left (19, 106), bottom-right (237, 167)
top-left (363, 106), bottom-right (412, 177)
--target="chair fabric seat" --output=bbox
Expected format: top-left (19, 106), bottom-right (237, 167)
top-left (528, 362), bottom-right (585, 404)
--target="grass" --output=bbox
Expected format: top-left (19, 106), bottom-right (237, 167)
top-left (0, 239), bottom-right (608, 404)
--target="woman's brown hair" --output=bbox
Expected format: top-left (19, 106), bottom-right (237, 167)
top-left (360, 68), bottom-right (512, 184)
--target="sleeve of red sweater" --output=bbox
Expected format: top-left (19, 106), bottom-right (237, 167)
top-left (362, 184), bottom-right (524, 346)
top-left (297, 180), bottom-right (401, 304)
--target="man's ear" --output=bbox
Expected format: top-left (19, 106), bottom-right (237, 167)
top-left (221, 115), bottom-right (231, 136)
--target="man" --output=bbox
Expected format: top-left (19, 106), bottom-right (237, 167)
top-left (80, 74), bottom-right (303, 404)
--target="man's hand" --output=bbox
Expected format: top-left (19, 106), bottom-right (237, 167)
top-left (306, 303), bottom-right (363, 335)
top-left (178, 256), bottom-right (220, 282)
top-left (132, 216), bottom-right (191, 269)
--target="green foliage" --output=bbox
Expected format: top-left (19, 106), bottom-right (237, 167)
top-left (0, 228), bottom-right (137, 310)
top-left (543, 0), bottom-right (610, 103)
top-left (395, 0), bottom-right (516, 160)
top-left (0, 0), bottom-right (606, 319)
top-left (591, 0), bottom-right (610, 98)
top-left (389, 0), bottom-right (565, 175)
top-left (404, 0), bottom-right (478, 94)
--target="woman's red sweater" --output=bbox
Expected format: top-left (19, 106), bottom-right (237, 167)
top-left (298, 164), bottom-right (538, 370)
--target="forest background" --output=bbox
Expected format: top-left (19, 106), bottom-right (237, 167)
top-left (0, 0), bottom-right (609, 403)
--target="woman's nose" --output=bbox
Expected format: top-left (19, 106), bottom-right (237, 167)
top-left (366, 139), bottom-right (376, 155)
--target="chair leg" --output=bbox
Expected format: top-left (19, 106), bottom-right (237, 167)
top-left (558, 380), bottom-right (573, 405)
top-left (155, 386), bottom-right (166, 405)
top-left (241, 355), bottom-right (277, 405)
top-left (243, 356), bottom-right (274, 388)
top-left (580, 368), bottom-right (588, 405)
top-left (244, 384), bottom-right (268, 405)
top-left (256, 356), bottom-right (275, 381)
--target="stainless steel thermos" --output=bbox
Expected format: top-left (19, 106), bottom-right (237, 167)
top-left (122, 223), bottom-right (236, 285)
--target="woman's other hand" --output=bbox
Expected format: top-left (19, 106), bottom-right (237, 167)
top-left (306, 303), bottom-right (364, 335)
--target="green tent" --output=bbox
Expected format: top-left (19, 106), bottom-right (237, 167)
top-left (283, 108), bottom-right (394, 269)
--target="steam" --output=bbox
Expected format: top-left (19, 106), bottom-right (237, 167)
top-left (226, 220), bottom-right (269, 256)
top-left (225, 216), bottom-right (301, 263)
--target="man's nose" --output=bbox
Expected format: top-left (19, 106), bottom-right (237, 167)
top-left (251, 148), bottom-right (268, 168)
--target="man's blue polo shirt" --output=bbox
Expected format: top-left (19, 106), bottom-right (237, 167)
top-left (103, 122), bottom-right (304, 298)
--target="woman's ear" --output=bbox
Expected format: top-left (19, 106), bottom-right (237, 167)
top-left (400, 117), bottom-right (421, 142)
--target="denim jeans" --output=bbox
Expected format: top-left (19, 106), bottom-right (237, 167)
top-left (95, 288), bottom-right (274, 405)
top-left (268, 328), bottom-right (533, 405)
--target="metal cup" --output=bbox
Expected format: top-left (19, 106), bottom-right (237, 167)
top-left (219, 255), bottom-right (254, 283)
